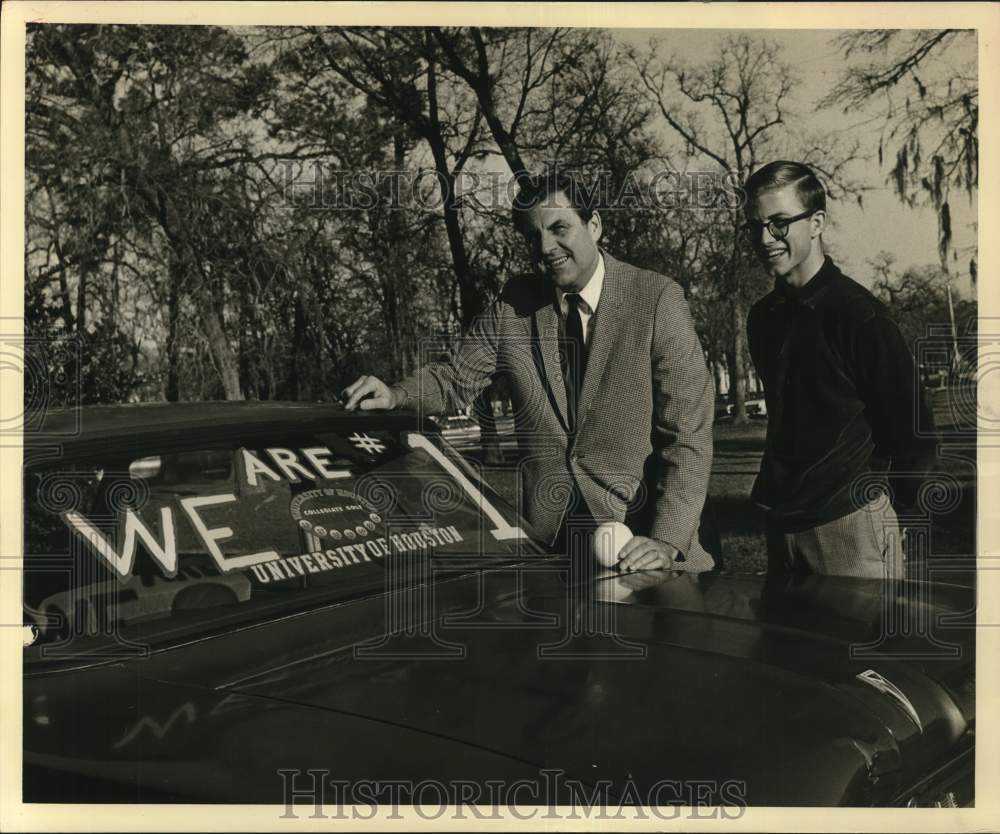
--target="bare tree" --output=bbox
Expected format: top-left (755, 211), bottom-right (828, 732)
top-left (427, 27), bottom-right (601, 176)
top-left (294, 27), bottom-right (490, 328)
top-left (633, 34), bottom-right (864, 422)
top-left (630, 36), bottom-right (795, 423)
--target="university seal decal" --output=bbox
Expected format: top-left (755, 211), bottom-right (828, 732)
top-left (289, 488), bottom-right (382, 543)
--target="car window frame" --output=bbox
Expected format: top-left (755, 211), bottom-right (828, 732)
top-left (23, 416), bottom-right (547, 667)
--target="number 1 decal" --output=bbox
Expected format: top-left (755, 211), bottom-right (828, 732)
top-left (406, 433), bottom-right (525, 541)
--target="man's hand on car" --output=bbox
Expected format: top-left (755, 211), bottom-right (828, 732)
top-left (616, 536), bottom-right (677, 572)
top-left (342, 375), bottom-right (405, 411)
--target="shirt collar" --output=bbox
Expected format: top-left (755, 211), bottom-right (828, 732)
top-left (556, 254), bottom-right (605, 316)
top-left (776, 256), bottom-right (839, 308)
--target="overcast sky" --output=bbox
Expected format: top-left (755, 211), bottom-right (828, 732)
top-left (613, 28), bottom-right (978, 296)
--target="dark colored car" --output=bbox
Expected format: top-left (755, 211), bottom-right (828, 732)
top-left (726, 397), bottom-right (767, 418)
top-left (22, 402), bottom-right (974, 808)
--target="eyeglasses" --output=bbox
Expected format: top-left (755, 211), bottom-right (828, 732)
top-left (741, 209), bottom-right (816, 242)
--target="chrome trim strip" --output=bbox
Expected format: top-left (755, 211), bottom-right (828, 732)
top-left (857, 668), bottom-right (923, 732)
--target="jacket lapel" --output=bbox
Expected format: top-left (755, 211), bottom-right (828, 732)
top-left (533, 299), bottom-right (571, 431)
top-left (577, 251), bottom-right (625, 432)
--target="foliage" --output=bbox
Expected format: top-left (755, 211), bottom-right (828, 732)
top-left (825, 30), bottom-right (977, 278)
top-left (629, 35), bottom-right (861, 421)
top-left (870, 253), bottom-right (977, 359)
top-left (24, 24), bottom-right (966, 411)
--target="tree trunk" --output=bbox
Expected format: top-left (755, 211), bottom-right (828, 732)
top-left (147, 186), bottom-right (245, 401)
top-left (290, 291), bottom-right (306, 400)
top-left (164, 258), bottom-right (182, 401)
top-left (51, 235), bottom-right (75, 333)
top-left (474, 90), bottom-right (528, 179)
top-left (76, 265), bottom-right (88, 335)
top-left (712, 360), bottom-right (725, 401)
top-left (383, 132), bottom-right (409, 380)
top-left (195, 281), bottom-right (243, 400)
top-left (238, 301), bottom-right (254, 399)
top-left (729, 298), bottom-right (748, 425)
top-left (424, 58), bottom-right (486, 328)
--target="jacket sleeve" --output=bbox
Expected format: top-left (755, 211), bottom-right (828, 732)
top-left (850, 312), bottom-right (939, 510)
top-left (394, 300), bottom-right (501, 417)
top-left (648, 280), bottom-right (716, 556)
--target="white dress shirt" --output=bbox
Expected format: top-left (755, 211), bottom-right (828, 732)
top-left (556, 254), bottom-right (605, 345)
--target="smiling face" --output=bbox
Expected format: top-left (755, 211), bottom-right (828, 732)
top-left (520, 190), bottom-right (602, 293)
top-left (747, 184), bottom-right (826, 288)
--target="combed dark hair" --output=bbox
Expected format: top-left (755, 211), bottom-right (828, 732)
top-left (744, 161), bottom-right (827, 214)
top-left (511, 171), bottom-right (596, 235)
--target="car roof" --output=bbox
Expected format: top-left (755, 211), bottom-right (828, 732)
top-left (27, 401), bottom-right (428, 447)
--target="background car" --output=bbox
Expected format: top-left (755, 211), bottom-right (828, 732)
top-left (726, 397), bottom-right (767, 418)
top-left (433, 412), bottom-right (481, 443)
top-left (432, 412), bottom-right (518, 457)
top-left (22, 402), bottom-right (974, 807)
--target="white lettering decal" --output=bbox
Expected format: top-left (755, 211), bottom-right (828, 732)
top-left (64, 507), bottom-right (178, 580)
top-left (300, 447), bottom-right (351, 480)
top-left (179, 493), bottom-right (279, 572)
top-left (406, 433), bottom-right (525, 541)
top-left (265, 448), bottom-right (316, 483)
top-left (242, 526), bottom-right (467, 583)
top-left (241, 449), bottom-right (282, 488)
top-left (349, 433), bottom-right (386, 455)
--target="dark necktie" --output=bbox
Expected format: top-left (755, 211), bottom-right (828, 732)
top-left (563, 293), bottom-right (587, 430)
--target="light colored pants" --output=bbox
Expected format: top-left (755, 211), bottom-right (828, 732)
top-left (766, 497), bottom-right (904, 580)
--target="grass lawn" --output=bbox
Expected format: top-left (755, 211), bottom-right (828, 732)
top-left (708, 420), bottom-right (769, 573)
top-left (469, 420), bottom-right (771, 573)
top-left (470, 392), bottom-right (975, 575)
top-left (709, 402), bottom-right (976, 571)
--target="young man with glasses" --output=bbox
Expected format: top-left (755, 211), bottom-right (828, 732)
top-left (743, 160), bottom-right (938, 580)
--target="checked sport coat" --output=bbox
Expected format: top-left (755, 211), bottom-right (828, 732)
top-left (397, 251), bottom-right (716, 569)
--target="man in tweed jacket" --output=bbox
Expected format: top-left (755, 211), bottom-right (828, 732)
top-left (345, 173), bottom-right (715, 571)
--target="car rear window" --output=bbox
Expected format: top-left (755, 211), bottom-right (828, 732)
top-left (23, 426), bottom-right (535, 660)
